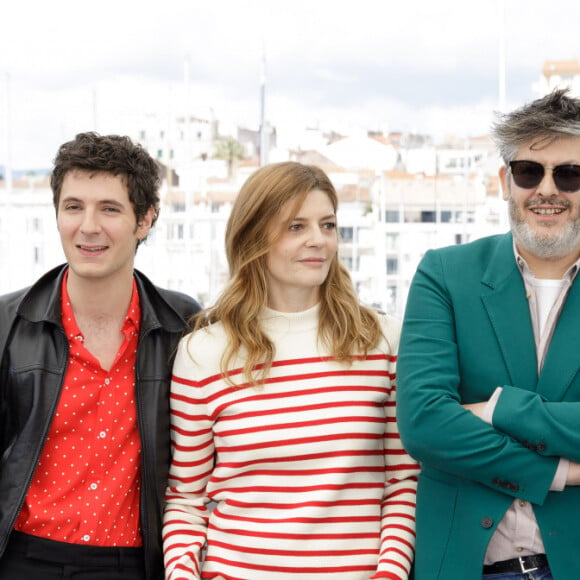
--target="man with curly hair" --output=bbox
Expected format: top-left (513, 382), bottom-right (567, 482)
top-left (0, 132), bottom-right (201, 579)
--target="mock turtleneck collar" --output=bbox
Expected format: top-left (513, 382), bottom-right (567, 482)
top-left (260, 303), bottom-right (320, 334)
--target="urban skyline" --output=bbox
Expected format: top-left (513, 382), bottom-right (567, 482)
top-left (1, 54), bottom-right (580, 315)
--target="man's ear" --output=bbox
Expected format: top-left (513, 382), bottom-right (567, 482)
top-left (499, 165), bottom-right (509, 201)
top-left (137, 206), bottom-right (156, 240)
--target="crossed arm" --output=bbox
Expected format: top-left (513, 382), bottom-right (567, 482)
top-left (397, 250), bottom-right (565, 505)
top-left (464, 392), bottom-right (580, 485)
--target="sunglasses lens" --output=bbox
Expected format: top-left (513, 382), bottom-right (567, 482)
top-left (510, 161), bottom-right (544, 189)
top-left (553, 165), bottom-right (580, 193)
top-left (510, 160), bottom-right (580, 193)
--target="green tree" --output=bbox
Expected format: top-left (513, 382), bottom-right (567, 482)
top-left (213, 137), bottom-right (245, 177)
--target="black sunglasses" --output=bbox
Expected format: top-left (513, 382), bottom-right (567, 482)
top-left (509, 160), bottom-right (580, 193)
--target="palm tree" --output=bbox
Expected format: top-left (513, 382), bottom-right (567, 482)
top-left (213, 137), bottom-right (245, 178)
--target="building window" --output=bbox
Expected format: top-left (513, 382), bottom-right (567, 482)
top-left (385, 210), bottom-right (400, 223)
top-left (342, 255), bottom-right (359, 271)
top-left (386, 284), bottom-right (397, 313)
top-left (421, 211), bottom-right (436, 223)
top-left (28, 217), bottom-right (42, 233)
top-left (385, 233), bottom-right (399, 251)
top-left (339, 226), bottom-right (354, 242)
top-left (386, 257), bottom-right (398, 275)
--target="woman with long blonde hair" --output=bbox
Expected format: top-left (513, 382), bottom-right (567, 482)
top-left (163, 162), bottom-right (418, 580)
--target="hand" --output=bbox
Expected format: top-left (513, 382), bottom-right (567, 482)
top-left (566, 461), bottom-right (580, 485)
top-left (462, 401), bottom-right (487, 419)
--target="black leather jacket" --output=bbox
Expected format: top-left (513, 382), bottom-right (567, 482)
top-left (0, 265), bottom-right (201, 579)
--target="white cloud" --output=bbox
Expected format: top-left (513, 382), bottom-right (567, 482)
top-left (1, 0), bottom-right (580, 168)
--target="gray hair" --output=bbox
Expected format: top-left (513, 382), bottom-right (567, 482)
top-left (491, 88), bottom-right (580, 163)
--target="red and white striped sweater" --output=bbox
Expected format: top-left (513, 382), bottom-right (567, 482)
top-left (163, 305), bottom-right (418, 580)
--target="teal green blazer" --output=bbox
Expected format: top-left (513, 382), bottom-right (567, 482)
top-left (398, 232), bottom-right (580, 579)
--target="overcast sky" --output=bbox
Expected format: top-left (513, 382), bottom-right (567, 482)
top-left (1, 0), bottom-right (579, 169)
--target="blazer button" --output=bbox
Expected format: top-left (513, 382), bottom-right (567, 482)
top-left (481, 516), bottom-right (494, 529)
top-left (537, 442), bottom-right (546, 452)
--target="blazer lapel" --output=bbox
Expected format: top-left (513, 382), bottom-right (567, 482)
top-left (537, 276), bottom-right (580, 400)
top-left (480, 234), bottom-right (538, 390)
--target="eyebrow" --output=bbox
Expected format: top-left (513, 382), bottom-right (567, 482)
top-left (292, 214), bottom-right (336, 221)
top-left (60, 196), bottom-right (125, 208)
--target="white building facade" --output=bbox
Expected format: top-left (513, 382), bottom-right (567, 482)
top-left (0, 144), bottom-right (505, 318)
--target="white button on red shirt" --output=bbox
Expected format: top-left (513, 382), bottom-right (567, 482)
top-left (15, 272), bottom-right (143, 546)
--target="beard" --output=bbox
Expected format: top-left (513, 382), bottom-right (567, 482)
top-left (508, 194), bottom-right (580, 260)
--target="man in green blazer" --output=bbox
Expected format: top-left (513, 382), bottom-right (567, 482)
top-left (398, 88), bottom-right (580, 580)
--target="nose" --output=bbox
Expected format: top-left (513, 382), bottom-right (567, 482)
top-left (536, 168), bottom-right (559, 197)
top-left (79, 208), bottom-right (101, 234)
top-left (306, 226), bottom-right (326, 246)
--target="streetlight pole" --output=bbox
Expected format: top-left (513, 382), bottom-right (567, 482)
top-left (259, 44), bottom-right (268, 167)
top-left (4, 72), bottom-right (13, 194)
top-left (498, 0), bottom-right (506, 113)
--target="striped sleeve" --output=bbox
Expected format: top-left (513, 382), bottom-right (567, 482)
top-left (163, 336), bottom-right (213, 580)
top-left (375, 365), bottom-right (418, 578)
top-left (372, 316), bottom-right (418, 579)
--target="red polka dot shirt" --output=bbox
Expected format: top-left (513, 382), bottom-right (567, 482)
top-left (15, 274), bottom-right (143, 546)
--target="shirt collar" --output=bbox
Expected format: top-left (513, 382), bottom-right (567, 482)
top-left (512, 240), bottom-right (580, 283)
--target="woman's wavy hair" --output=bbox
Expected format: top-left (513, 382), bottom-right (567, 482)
top-left (192, 161), bottom-right (383, 386)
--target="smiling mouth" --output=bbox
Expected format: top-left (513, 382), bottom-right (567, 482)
top-left (77, 245), bottom-right (108, 252)
top-left (530, 208), bottom-right (565, 215)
